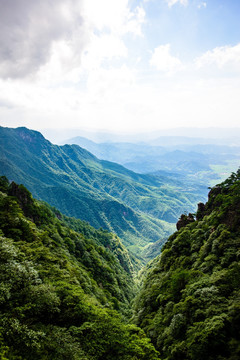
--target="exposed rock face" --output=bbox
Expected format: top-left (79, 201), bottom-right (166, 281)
top-left (8, 182), bottom-right (32, 207)
top-left (176, 213), bottom-right (195, 230)
top-left (196, 202), bottom-right (205, 220)
top-left (208, 185), bottom-right (222, 200)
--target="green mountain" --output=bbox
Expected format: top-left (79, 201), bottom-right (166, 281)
top-left (1, 164), bottom-right (240, 359)
top-left (0, 126), bottom-right (206, 257)
top-left (133, 169), bottom-right (240, 360)
top-left (65, 135), bottom-right (240, 184)
top-left (0, 176), bottom-right (159, 359)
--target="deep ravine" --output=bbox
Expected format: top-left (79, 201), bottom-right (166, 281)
top-left (1, 169), bottom-right (240, 359)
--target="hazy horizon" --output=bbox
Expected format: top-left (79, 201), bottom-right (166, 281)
top-left (38, 126), bottom-right (240, 144)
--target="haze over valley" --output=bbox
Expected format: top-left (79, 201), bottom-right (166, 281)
top-left (63, 128), bottom-right (240, 187)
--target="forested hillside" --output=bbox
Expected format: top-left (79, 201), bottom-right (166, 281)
top-left (65, 135), bottom-right (240, 185)
top-left (0, 126), bottom-right (207, 257)
top-left (0, 176), bottom-right (159, 359)
top-left (133, 170), bottom-right (240, 360)
top-left (1, 167), bottom-right (240, 359)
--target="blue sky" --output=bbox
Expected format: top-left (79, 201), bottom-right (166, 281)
top-left (0, 0), bottom-right (240, 135)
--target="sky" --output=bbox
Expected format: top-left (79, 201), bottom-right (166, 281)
top-left (0, 0), bottom-right (240, 135)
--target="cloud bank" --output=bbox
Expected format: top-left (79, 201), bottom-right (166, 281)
top-left (0, 0), bottom-right (240, 133)
top-left (150, 44), bottom-right (183, 73)
top-left (0, 0), bottom-right (89, 78)
top-left (195, 43), bottom-right (240, 71)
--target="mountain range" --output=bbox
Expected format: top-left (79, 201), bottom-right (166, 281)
top-left (0, 126), bottom-right (208, 258)
top-left (43, 127), bottom-right (240, 145)
top-left (65, 135), bottom-right (240, 185)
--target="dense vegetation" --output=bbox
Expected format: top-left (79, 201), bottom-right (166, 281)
top-left (133, 170), bottom-right (240, 360)
top-left (0, 176), bottom-right (159, 359)
top-left (0, 126), bottom-right (207, 257)
top-left (1, 163), bottom-right (240, 359)
top-left (66, 135), bottom-right (240, 186)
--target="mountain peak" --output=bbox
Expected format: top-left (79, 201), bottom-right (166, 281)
top-left (16, 126), bottom-right (47, 144)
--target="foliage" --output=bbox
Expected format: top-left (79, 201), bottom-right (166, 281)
top-left (133, 170), bottom-right (240, 360)
top-left (0, 126), bottom-right (206, 259)
top-left (0, 178), bottom-right (159, 359)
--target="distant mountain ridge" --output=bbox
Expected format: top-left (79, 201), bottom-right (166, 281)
top-left (65, 135), bottom-right (240, 184)
top-left (0, 126), bottom-right (207, 258)
top-left (43, 126), bottom-right (240, 144)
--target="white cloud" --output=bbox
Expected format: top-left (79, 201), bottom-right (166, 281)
top-left (165, 0), bottom-right (188, 8)
top-left (0, 0), bottom-right (87, 79)
top-left (2, 71), bottom-right (240, 133)
top-left (82, 35), bottom-right (128, 71)
top-left (0, 0), bottom-right (145, 80)
top-left (82, 0), bottom-right (145, 36)
top-left (86, 65), bottom-right (135, 100)
top-left (124, 6), bottom-right (146, 37)
top-left (1, 0), bottom-right (240, 134)
top-left (195, 43), bottom-right (240, 71)
top-left (150, 44), bottom-right (183, 74)
top-left (0, 0), bottom-right (144, 129)
top-left (198, 2), bottom-right (207, 9)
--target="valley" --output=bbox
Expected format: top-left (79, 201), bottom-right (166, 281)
top-left (0, 176), bottom-right (159, 359)
top-left (64, 134), bottom-right (240, 187)
top-left (0, 126), bottom-right (208, 260)
top-left (1, 163), bottom-right (240, 359)
top-left (1, 126), bottom-right (240, 360)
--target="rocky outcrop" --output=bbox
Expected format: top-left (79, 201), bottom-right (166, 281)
top-left (176, 213), bottom-right (195, 230)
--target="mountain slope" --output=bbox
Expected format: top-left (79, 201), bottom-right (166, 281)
top-left (66, 135), bottom-right (240, 184)
top-left (0, 126), bottom-right (206, 256)
top-left (133, 170), bottom-right (240, 360)
top-left (0, 177), bottom-right (159, 359)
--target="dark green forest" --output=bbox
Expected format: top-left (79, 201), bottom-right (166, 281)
top-left (133, 170), bottom-right (240, 360)
top-left (0, 176), bottom-right (158, 359)
top-left (1, 171), bottom-right (240, 359)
